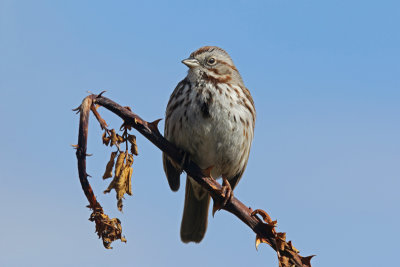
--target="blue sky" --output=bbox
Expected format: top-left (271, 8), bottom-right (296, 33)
top-left (0, 0), bottom-right (399, 266)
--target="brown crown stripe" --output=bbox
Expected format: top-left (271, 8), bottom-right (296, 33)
top-left (191, 46), bottom-right (228, 57)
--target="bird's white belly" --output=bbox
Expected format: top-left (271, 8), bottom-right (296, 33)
top-left (169, 83), bottom-right (253, 179)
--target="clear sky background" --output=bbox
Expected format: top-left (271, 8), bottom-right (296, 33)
top-left (1, 1), bottom-right (399, 266)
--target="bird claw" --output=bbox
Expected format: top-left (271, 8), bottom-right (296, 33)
top-left (201, 165), bottom-right (214, 177)
top-left (212, 177), bottom-right (233, 216)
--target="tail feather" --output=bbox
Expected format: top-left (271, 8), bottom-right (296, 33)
top-left (180, 177), bottom-right (210, 243)
top-left (162, 152), bottom-right (180, 191)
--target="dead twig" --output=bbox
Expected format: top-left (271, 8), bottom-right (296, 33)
top-left (74, 95), bottom-right (126, 249)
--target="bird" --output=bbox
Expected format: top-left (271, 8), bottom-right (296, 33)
top-left (163, 46), bottom-right (256, 243)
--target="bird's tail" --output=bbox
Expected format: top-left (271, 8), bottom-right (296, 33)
top-left (180, 177), bottom-right (210, 243)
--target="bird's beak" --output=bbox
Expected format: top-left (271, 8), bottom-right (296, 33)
top-left (181, 58), bottom-right (199, 68)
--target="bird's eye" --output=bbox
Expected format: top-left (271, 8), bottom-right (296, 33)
top-left (207, 57), bottom-right (216, 65)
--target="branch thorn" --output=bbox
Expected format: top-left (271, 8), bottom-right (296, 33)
top-left (97, 91), bottom-right (107, 98)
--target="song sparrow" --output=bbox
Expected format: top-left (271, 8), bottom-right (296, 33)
top-left (163, 46), bottom-right (256, 243)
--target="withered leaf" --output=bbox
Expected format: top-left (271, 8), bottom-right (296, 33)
top-left (104, 152), bottom-right (125, 194)
top-left (278, 255), bottom-right (290, 267)
top-left (104, 152), bottom-right (134, 211)
top-left (251, 209), bottom-right (274, 225)
top-left (126, 167), bottom-right (133, 195)
top-left (102, 132), bottom-right (110, 146)
top-left (114, 152), bottom-right (125, 178)
top-left (103, 151), bottom-right (118, 179)
top-left (110, 129), bottom-right (117, 146)
top-left (288, 240), bottom-right (300, 253)
top-left (117, 134), bottom-right (124, 144)
top-left (276, 232), bottom-right (286, 251)
top-left (277, 232), bottom-right (286, 241)
top-left (127, 135), bottom-right (138, 155)
top-left (89, 209), bottom-right (126, 249)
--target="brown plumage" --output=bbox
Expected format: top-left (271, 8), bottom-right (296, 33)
top-left (163, 46), bottom-right (255, 243)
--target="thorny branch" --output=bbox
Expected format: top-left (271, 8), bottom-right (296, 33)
top-left (75, 94), bottom-right (314, 266)
top-left (75, 96), bottom-right (126, 249)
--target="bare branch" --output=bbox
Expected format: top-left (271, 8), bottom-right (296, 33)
top-left (75, 95), bottom-right (126, 249)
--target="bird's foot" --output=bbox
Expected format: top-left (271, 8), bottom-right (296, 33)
top-left (212, 177), bottom-right (233, 216)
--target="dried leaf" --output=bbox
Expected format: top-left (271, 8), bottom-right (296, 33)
top-left (89, 208), bottom-right (126, 249)
top-left (114, 152), bottom-right (125, 177)
top-left (277, 232), bottom-right (286, 241)
top-left (127, 135), bottom-right (138, 155)
top-left (103, 151), bottom-right (117, 179)
top-left (278, 255), bottom-right (290, 267)
top-left (276, 232), bottom-right (286, 251)
top-left (117, 134), bottom-right (124, 144)
top-left (126, 167), bottom-right (133, 195)
top-left (104, 152), bottom-right (125, 194)
top-left (104, 153), bottom-right (134, 211)
top-left (110, 129), bottom-right (118, 146)
top-left (251, 209), bottom-right (274, 225)
top-left (103, 137), bottom-right (110, 146)
top-left (102, 132), bottom-right (110, 146)
top-left (288, 240), bottom-right (300, 253)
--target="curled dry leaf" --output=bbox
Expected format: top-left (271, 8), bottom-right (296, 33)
top-left (103, 151), bottom-right (118, 179)
top-left (104, 152), bottom-right (134, 211)
top-left (114, 152), bottom-right (125, 178)
top-left (117, 134), bottom-right (124, 144)
top-left (276, 232), bottom-right (286, 251)
top-left (127, 134), bottom-right (138, 155)
top-left (89, 208), bottom-right (126, 249)
top-left (102, 131), bottom-right (110, 146)
top-left (288, 240), bottom-right (300, 254)
top-left (126, 167), bottom-right (133, 196)
top-left (279, 255), bottom-right (290, 267)
top-left (251, 208), bottom-right (313, 267)
top-left (110, 129), bottom-right (118, 146)
top-left (251, 209), bottom-right (275, 225)
top-left (252, 209), bottom-right (277, 250)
